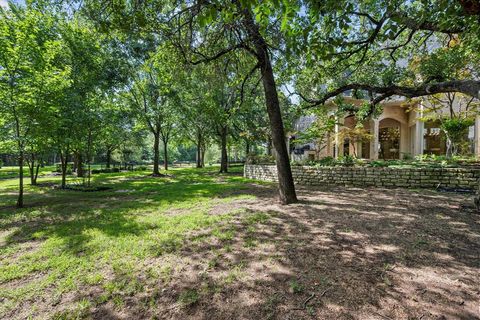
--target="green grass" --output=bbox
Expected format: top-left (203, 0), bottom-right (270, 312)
top-left (0, 165), bottom-right (260, 318)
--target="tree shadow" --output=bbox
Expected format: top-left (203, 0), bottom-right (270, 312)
top-left (1, 173), bottom-right (479, 319)
top-left (90, 185), bottom-right (477, 320)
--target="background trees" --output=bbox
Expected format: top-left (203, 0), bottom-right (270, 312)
top-left (81, 0), bottom-right (299, 203)
top-left (125, 43), bottom-right (181, 175)
top-left (0, 5), bottom-right (70, 207)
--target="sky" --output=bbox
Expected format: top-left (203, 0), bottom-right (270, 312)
top-left (0, 0), bottom-right (24, 8)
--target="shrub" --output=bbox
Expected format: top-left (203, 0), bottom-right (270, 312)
top-left (290, 160), bottom-right (304, 166)
top-left (337, 155), bottom-right (356, 167)
top-left (401, 153), bottom-right (413, 160)
top-left (246, 154), bottom-right (275, 165)
top-left (317, 156), bottom-right (335, 166)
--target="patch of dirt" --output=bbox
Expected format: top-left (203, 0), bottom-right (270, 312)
top-left (3, 185), bottom-right (480, 320)
top-left (151, 186), bottom-right (479, 320)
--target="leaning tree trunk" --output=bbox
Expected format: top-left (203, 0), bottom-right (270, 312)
top-left (153, 133), bottom-right (161, 175)
top-left (34, 162), bottom-right (40, 185)
top-left (219, 126), bottom-right (228, 173)
top-left (29, 163), bottom-right (35, 185)
top-left (27, 153), bottom-right (37, 185)
top-left (242, 12), bottom-right (297, 204)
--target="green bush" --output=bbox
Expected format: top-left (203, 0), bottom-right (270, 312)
top-left (401, 153), bottom-right (413, 160)
top-left (317, 156), bottom-right (335, 166)
top-left (289, 154), bottom-right (479, 169)
top-left (337, 155), bottom-right (355, 167)
top-left (290, 160), bottom-right (304, 166)
top-left (246, 154), bottom-right (275, 165)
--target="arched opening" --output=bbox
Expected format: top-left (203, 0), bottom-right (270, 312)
top-left (379, 118), bottom-right (401, 159)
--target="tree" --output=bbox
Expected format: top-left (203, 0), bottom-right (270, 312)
top-left (97, 98), bottom-right (133, 168)
top-left (81, 0), bottom-right (298, 203)
top-left (126, 44), bottom-right (179, 175)
top-left (177, 71), bottom-right (211, 168)
top-left (418, 92), bottom-right (479, 157)
top-left (51, 18), bottom-right (127, 187)
top-left (291, 0), bottom-right (479, 114)
top-left (0, 5), bottom-right (70, 207)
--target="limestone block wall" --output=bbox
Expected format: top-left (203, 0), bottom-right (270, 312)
top-left (244, 165), bottom-right (480, 190)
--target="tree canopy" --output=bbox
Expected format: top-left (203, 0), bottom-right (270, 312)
top-left (0, 0), bottom-right (479, 207)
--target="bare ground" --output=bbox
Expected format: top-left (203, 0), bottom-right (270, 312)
top-left (89, 184), bottom-right (479, 320)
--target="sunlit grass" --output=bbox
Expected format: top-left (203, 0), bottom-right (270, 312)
top-left (0, 165), bottom-right (259, 317)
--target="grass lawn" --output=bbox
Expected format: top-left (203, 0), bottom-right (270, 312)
top-left (0, 166), bottom-right (479, 319)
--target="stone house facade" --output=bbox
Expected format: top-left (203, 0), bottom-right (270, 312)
top-left (290, 97), bottom-right (480, 161)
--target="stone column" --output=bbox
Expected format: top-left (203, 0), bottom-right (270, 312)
top-left (475, 115), bottom-right (480, 158)
top-left (400, 123), bottom-right (410, 159)
top-left (414, 120), bottom-right (425, 156)
top-left (370, 119), bottom-right (379, 160)
top-left (414, 103), bottom-right (425, 156)
top-left (334, 116), bottom-right (344, 158)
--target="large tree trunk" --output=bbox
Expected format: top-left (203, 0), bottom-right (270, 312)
top-left (219, 126), bottom-right (228, 173)
top-left (17, 151), bottom-right (24, 208)
top-left (242, 12), bottom-right (297, 204)
top-left (163, 139), bottom-right (169, 171)
top-left (153, 133), bottom-right (161, 175)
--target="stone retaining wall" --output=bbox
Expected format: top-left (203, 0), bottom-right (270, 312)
top-left (244, 164), bottom-right (480, 190)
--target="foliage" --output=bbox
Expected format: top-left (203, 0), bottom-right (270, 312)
top-left (336, 126), bottom-right (373, 158)
top-left (417, 92), bottom-right (478, 157)
top-left (336, 155), bottom-right (356, 167)
top-left (246, 154), bottom-right (275, 165)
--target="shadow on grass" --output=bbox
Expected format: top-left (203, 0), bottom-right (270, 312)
top-left (1, 169), bottom-right (478, 320)
top-left (149, 186), bottom-right (478, 320)
top-left (0, 167), bottom-right (265, 255)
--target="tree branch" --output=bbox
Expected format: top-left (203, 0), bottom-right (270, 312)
top-left (304, 80), bottom-right (480, 108)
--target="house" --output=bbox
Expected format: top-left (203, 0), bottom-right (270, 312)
top-left (290, 96), bottom-right (479, 161)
